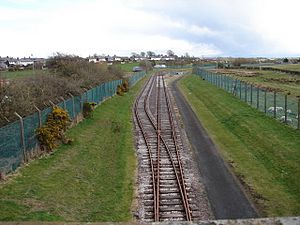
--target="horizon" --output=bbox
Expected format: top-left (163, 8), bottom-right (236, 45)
top-left (1, 54), bottom-right (299, 60)
top-left (1, 0), bottom-right (300, 58)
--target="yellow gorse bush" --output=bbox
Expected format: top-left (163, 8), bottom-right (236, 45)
top-left (36, 106), bottom-right (70, 151)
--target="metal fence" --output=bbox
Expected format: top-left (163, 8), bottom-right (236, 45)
top-left (195, 68), bottom-right (300, 130)
top-left (0, 72), bottom-right (146, 175)
top-left (166, 65), bottom-right (193, 69)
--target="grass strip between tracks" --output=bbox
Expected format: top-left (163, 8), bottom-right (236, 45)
top-left (0, 77), bottom-right (147, 221)
top-left (178, 74), bottom-right (300, 216)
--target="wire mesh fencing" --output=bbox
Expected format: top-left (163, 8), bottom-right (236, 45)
top-left (0, 72), bottom-right (146, 176)
top-left (195, 68), bottom-right (300, 130)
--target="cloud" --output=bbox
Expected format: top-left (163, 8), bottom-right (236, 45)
top-left (0, 0), bottom-right (299, 57)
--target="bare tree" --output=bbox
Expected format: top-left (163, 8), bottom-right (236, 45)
top-left (147, 51), bottom-right (155, 58)
top-left (131, 52), bottom-right (139, 58)
top-left (140, 52), bottom-right (146, 57)
top-left (167, 50), bottom-right (175, 57)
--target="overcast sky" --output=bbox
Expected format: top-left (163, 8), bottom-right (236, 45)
top-left (1, 0), bottom-right (300, 58)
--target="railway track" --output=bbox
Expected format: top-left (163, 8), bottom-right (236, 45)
top-left (134, 73), bottom-right (197, 222)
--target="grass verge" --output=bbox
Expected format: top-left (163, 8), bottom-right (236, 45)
top-left (0, 77), bottom-right (146, 221)
top-left (178, 75), bottom-right (300, 216)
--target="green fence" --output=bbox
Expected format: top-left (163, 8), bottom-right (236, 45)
top-left (0, 72), bottom-right (146, 175)
top-left (195, 68), bottom-right (300, 130)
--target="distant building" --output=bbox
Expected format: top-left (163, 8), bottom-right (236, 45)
top-left (0, 56), bottom-right (45, 68)
top-left (18, 58), bottom-right (34, 66)
top-left (88, 57), bottom-right (106, 63)
top-left (154, 64), bottom-right (167, 69)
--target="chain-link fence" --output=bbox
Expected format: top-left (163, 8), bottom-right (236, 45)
top-left (195, 68), bottom-right (300, 130)
top-left (0, 72), bottom-right (146, 176)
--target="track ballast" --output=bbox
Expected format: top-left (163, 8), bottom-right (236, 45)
top-left (134, 73), bottom-right (201, 222)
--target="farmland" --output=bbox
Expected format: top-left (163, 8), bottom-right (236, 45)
top-left (266, 64), bottom-right (300, 72)
top-left (178, 74), bottom-right (300, 216)
top-left (212, 69), bottom-right (300, 97)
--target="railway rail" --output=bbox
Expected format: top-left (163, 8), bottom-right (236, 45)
top-left (134, 73), bottom-right (198, 222)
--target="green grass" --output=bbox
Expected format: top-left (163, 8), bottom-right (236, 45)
top-left (268, 64), bottom-right (300, 72)
top-left (0, 70), bottom-right (48, 79)
top-left (118, 62), bottom-right (140, 73)
top-left (178, 75), bottom-right (300, 216)
top-left (0, 77), bottom-right (146, 221)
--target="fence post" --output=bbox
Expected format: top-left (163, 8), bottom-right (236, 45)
top-left (91, 87), bottom-right (94, 102)
top-left (215, 74), bottom-right (217, 86)
top-left (233, 79), bottom-right (237, 96)
top-left (284, 95), bottom-right (287, 123)
top-left (220, 75), bottom-right (222, 88)
top-left (60, 97), bottom-right (67, 110)
top-left (245, 83), bottom-right (247, 103)
top-left (239, 81), bottom-right (242, 99)
top-left (223, 75), bottom-right (225, 90)
top-left (228, 77), bottom-right (230, 92)
top-left (83, 88), bottom-right (88, 102)
top-left (34, 105), bottom-right (42, 127)
top-left (49, 100), bottom-right (55, 107)
top-left (68, 93), bottom-right (76, 122)
top-left (256, 87), bottom-right (259, 109)
top-left (97, 85), bottom-right (100, 102)
top-left (80, 93), bottom-right (84, 113)
top-left (250, 84), bottom-right (253, 105)
top-left (264, 90), bottom-right (267, 114)
top-left (297, 97), bottom-right (300, 130)
top-left (273, 91), bottom-right (277, 118)
top-left (14, 112), bottom-right (27, 163)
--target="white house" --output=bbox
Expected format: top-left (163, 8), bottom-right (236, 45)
top-left (18, 58), bottom-right (34, 66)
top-left (88, 57), bottom-right (106, 63)
top-left (150, 57), bottom-right (162, 61)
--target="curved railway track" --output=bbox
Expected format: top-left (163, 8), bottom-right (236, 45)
top-left (134, 73), bottom-right (195, 222)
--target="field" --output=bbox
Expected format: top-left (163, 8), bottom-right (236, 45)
top-left (0, 70), bottom-right (48, 79)
top-left (267, 64), bottom-right (300, 72)
top-left (178, 75), bottom-right (300, 216)
top-left (0, 77), bottom-right (146, 221)
top-left (0, 62), bottom-right (140, 80)
top-left (118, 62), bottom-right (140, 73)
top-left (212, 69), bottom-right (300, 96)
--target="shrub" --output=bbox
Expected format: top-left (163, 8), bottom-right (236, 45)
top-left (83, 102), bottom-right (96, 118)
top-left (0, 53), bottom-right (126, 127)
top-left (36, 106), bottom-right (70, 151)
top-left (122, 79), bottom-right (129, 92)
top-left (117, 85), bottom-right (124, 96)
